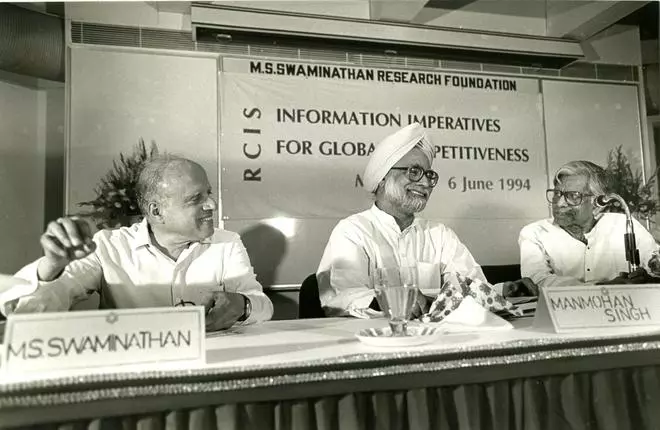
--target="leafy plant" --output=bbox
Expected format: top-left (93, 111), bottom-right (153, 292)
top-left (603, 145), bottom-right (660, 221)
top-left (79, 138), bottom-right (159, 228)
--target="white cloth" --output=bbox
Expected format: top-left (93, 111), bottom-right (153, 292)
top-left (363, 123), bottom-right (435, 193)
top-left (1, 220), bottom-right (273, 323)
top-left (317, 204), bottom-right (488, 317)
top-left (519, 213), bottom-right (659, 288)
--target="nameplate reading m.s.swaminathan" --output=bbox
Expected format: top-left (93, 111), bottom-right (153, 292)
top-left (1, 307), bottom-right (205, 379)
top-left (534, 284), bottom-right (660, 333)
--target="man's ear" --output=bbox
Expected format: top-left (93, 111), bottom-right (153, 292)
top-left (591, 196), bottom-right (606, 216)
top-left (147, 202), bottom-right (162, 221)
top-left (375, 179), bottom-right (386, 196)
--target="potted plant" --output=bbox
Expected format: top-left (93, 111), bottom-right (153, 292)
top-left (603, 145), bottom-right (660, 223)
top-left (79, 138), bottom-right (159, 229)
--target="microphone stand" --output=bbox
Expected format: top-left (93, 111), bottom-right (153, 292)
top-left (599, 193), bottom-right (640, 273)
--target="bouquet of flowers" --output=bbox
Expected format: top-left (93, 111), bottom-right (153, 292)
top-left (79, 138), bottom-right (158, 228)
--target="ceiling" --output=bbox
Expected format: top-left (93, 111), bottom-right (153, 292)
top-left (618, 0), bottom-right (658, 40)
top-left (13, 1), bottom-right (660, 42)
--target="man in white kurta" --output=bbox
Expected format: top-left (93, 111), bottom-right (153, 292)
top-left (317, 123), bottom-right (488, 318)
top-left (519, 160), bottom-right (659, 288)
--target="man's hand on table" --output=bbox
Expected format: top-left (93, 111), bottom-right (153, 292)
top-left (501, 278), bottom-right (538, 297)
top-left (205, 292), bottom-right (248, 331)
top-left (597, 268), bottom-right (655, 285)
top-left (368, 293), bottom-right (430, 319)
top-left (37, 217), bottom-right (96, 282)
top-left (411, 293), bottom-right (432, 319)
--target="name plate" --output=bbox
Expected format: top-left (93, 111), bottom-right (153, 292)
top-left (1, 307), bottom-right (205, 379)
top-left (534, 284), bottom-right (660, 333)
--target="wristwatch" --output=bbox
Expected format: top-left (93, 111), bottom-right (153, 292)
top-left (238, 295), bottom-right (251, 321)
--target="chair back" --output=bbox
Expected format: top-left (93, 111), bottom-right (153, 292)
top-left (298, 274), bottom-right (325, 318)
top-left (481, 264), bottom-right (521, 285)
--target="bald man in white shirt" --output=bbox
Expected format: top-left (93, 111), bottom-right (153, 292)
top-left (1, 156), bottom-right (273, 330)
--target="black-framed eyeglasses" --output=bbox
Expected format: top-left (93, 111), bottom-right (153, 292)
top-left (546, 189), bottom-right (593, 206)
top-left (174, 299), bottom-right (196, 307)
top-left (390, 166), bottom-right (439, 187)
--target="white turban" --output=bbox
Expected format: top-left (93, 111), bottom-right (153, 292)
top-left (363, 123), bottom-right (435, 193)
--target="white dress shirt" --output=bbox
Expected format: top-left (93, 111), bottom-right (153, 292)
top-left (317, 204), bottom-right (487, 317)
top-left (519, 213), bottom-right (659, 288)
top-left (1, 220), bottom-right (273, 323)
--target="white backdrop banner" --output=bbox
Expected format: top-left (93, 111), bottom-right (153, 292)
top-left (220, 58), bottom-right (548, 221)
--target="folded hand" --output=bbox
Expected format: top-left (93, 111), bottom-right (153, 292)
top-left (410, 292), bottom-right (430, 319)
top-left (205, 292), bottom-right (246, 331)
top-left (501, 278), bottom-right (539, 297)
top-left (597, 268), bottom-right (653, 285)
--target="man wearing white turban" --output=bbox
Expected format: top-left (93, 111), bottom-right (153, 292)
top-left (316, 123), bottom-right (491, 318)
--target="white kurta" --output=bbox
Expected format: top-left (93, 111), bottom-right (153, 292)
top-left (317, 204), bottom-right (487, 317)
top-left (519, 213), bottom-right (659, 288)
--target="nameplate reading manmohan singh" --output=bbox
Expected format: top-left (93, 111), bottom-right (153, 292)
top-left (1, 307), bottom-right (205, 379)
top-left (534, 284), bottom-right (660, 332)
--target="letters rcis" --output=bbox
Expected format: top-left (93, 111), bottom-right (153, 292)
top-left (242, 107), bottom-right (262, 182)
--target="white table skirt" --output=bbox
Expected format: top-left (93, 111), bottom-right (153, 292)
top-left (2, 317), bottom-right (660, 429)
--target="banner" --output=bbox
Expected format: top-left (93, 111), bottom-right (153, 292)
top-left (220, 58), bottom-right (548, 221)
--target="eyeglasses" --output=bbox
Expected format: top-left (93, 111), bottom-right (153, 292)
top-left (174, 299), bottom-right (196, 307)
top-left (390, 166), bottom-right (439, 187)
top-left (546, 189), bottom-right (593, 206)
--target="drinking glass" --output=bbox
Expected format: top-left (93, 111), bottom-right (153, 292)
top-left (373, 266), bottom-right (419, 336)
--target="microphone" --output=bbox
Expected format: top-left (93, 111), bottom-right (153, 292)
top-left (595, 193), bottom-right (640, 272)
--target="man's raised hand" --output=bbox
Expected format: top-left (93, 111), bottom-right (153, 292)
top-left (38, 217), bottom-right (96, 281)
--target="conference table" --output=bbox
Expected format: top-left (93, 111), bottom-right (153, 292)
top-left (1, 317), bottom-right (660, 430)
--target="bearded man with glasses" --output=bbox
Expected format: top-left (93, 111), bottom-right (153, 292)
top-left (317, 123), bottom-right (496, 318)
top-left (519, 160), bottom-right (659, 288)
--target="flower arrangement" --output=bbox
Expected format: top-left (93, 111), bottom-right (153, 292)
top-left (603, 145), bottom-right (659, 222)
top-left (79, 138), bottom-right (159, 228)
